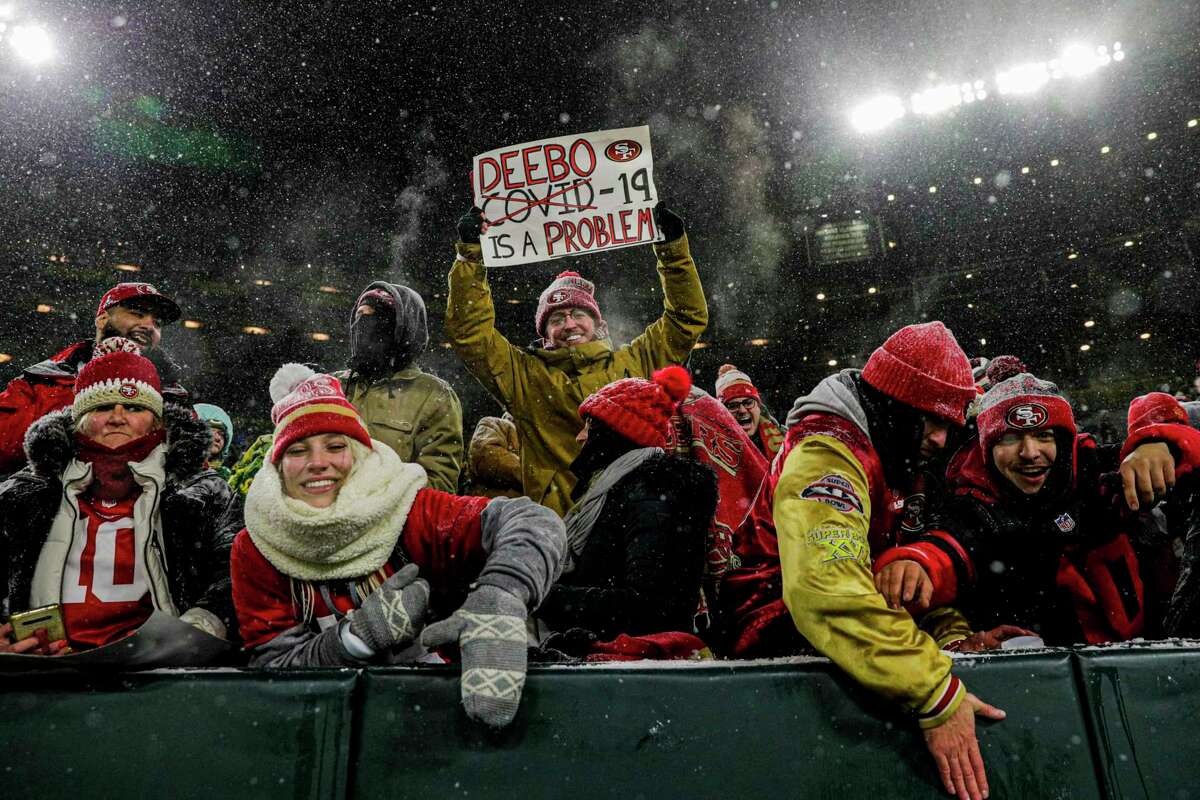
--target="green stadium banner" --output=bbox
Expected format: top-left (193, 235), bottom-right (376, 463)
top-left (0, 669), bottom-right (357, 800)
top-left (1074, 645), bottom-right (1200, 799)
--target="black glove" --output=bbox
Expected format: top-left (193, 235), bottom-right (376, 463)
top-left (653, 203), bottom-right (685, 241)
top-left (457, 207), bottom-right (483, 244)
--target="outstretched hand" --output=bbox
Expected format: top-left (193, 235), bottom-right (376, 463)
top-left (944, 625), bottom-right (1038, 652)
top-left (458, 207), bottom-right (483, 244)
top-left (924, 692), bottom-right (1005, 800)
top-left (421, 584), bottom-right (528, 729)
top-left (0, 622), bottom-right (69, 656)
top-left (875, 559), bottom-right (932, 612)
top-left (1120, 441), bottom-right (1175, 511)
top-left (653, 203), bottom-right (685, 241)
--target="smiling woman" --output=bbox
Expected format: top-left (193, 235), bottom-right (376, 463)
top-left (280, 433), bottom-right (356, 509)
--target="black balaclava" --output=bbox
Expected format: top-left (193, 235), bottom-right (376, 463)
top-left (568, 418), bottom-right (640, 500)
top-left (348, 282), bottom-right (429, 379)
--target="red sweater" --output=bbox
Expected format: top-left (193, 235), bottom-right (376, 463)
top-left (232, 488), bottom-right (489, 648)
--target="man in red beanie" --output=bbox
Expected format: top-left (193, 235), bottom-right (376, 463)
top-left (715, 363), bottom-right (784, 459)
top-left (874, 378), bottom-right (1198, 646)
top-left (0, 282), bottom-right (184, 476)
top-left (533, 366), bottom-right (719, 657)
top-left (446, 204), bottom-right (707, 516)
top-left (772, 321), bottom-right (1001, 800)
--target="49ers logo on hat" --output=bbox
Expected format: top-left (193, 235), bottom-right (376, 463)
top-left (1006, 402), bottom-right (1048, 429)
top-left (118, 383), bottom-right (140, 399)
top-left (549, 290), bottom-right (568, 303)
top-left (604, 140), bottom-right (642, 162)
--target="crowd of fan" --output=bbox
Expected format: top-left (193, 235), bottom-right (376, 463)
top-left (3, 204), bottom-right (1198, 799)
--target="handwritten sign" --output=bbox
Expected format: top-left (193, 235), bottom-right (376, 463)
top-left (472, 125), bottom-right (662, 266)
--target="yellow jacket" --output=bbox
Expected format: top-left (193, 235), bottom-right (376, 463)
top-left (775, 430), bottom-right (965, 728)
top-left (446, 235), bottom-right (707, 516)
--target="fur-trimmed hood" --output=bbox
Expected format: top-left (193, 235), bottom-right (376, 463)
top-left (23, 403), bottom-right (214, 484)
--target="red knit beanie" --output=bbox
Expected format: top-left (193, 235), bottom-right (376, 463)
top-left (73, 338), bottom-right (163, 421)
top-left (861, 321), bottom-right (975, 425)
top-left (535, 271), bottom-right (605, 340)
top-left (976, 373), bottom-right (1076, 456)
top-left (1127, 392), bottom-right (1188, 434)
top-left (268, 364), bottom-right (372, 463)
top-left (579, 366), bottom-right (692, 448)
top-left (715, 364), bottom-right (760, 403)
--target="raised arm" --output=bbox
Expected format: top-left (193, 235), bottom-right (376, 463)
top-left (626, 205), bottom-right (709, 371)
top-left (445, 208), bottom-right (529, 409)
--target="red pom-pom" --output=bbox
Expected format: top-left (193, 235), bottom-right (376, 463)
top-left (718, 363), bottom-right (738, 377)
top-left (556, 270), bottom-right (582, 279)
top-left (653, 365), bottom-right (692, 402)
top-left (986, 355), bottom-right (1027, 385)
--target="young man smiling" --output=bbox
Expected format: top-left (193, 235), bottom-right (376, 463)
top-left (446, 203), bottom-right (707, 516)
top-left (0, 283), bottom-right (185, 476)
top-left (874, 372), bottom-right (1187, 649)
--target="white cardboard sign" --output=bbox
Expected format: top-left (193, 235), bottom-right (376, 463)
top-left (471, 125), bottom-right (662, 266)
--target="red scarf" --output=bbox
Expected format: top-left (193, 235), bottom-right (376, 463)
top-left (75, 429), bottom-right (166, 501)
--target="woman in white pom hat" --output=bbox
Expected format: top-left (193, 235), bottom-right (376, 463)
top-left (231, 363), bottom-right (566, 728)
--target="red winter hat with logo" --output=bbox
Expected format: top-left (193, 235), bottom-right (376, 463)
top-left (96, 282), bottom-right (181, 325)
top-left (535, 271), bottom-right (605, 340)
top-left (579, 366), bottom-right (692, 449)
top-left (861, 321), bottom-right (976, 425)
top-left (715, 364), bottom-right (760, 404)
top-left (268, 364), bottom-right (373, 463)
top-left (975, 373), bottom-right (1076, 456)
top-left (73, 338), bottom-right (163, 421)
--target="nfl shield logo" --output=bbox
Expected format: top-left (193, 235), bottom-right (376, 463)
top-left (1055, 513), bottom-right (1076, 533)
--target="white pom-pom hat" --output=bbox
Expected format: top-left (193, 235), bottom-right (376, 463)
top-left (268, 363), bottom-right (371, 463)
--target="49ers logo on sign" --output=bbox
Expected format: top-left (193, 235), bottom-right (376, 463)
top-left (1006, 402), bottom-right (1048, 429)
top-left (604, 140), bottom-right (642, 162)
top-left (118, 383), bottom-right (140, 399)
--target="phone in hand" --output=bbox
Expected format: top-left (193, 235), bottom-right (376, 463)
top-left (8, 604), bottom-right (67, 644)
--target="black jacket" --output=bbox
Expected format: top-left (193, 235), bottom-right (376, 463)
top-left (0, 405), bottom-right (242, 639)
top-left (923, 434), bottom-right (1140, 644)
top-left (538, 452), bottom-right (719, 639)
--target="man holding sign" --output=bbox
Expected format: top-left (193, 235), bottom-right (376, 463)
top-left (447, 127), bottom-right (707, 516)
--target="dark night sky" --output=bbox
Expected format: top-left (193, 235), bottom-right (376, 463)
top-left (1, 0), bottom-right (1198, 441)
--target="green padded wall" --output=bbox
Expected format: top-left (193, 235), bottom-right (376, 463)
top-left (353, 652), bottom-right (1101, 799)
top-left (1075, 646), bottom-right (1200, 800)
top-left (0, 669), bottom-right (357, 800)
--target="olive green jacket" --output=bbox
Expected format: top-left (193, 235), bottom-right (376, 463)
top-left (446, 234), bottom-right (707, 516)
top-left (337, 367), bottom-right (464, 494)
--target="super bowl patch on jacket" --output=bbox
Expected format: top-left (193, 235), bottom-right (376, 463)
top-left (800, 474), bottom-right (864, 515)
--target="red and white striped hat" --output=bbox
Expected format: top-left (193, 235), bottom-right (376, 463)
top-left (72, 337), bottom-right (163, 421)
top-left (268, 364), bottom-right (372, 463)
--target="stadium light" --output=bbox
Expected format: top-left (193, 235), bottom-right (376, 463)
top-left (912, 84), bottom-right (962, 115)
top-left (1058, 44), bottom-right (1104, 78)
top-left (996, 62), bottom-right (1050, 96)
top-left (850, 95), bottom-right (904, 133)
top-left (9, 24), bottom-right (54, 65)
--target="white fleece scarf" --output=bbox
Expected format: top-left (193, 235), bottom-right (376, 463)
top-left (245, 440), bottom-right (427, 581)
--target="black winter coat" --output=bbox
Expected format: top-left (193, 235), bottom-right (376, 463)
top-left (928, 435), bottom-right (1139, 644)
top-left (0, 405), bottom-right (242, 639)
top-left (537, 452), bottom-right (719, 639)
